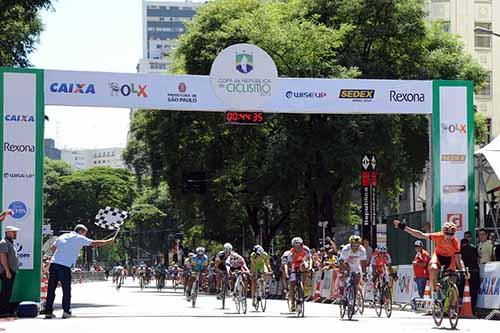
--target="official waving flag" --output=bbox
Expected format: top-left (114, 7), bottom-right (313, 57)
top-left (95, 207), bottom-right (128, 231)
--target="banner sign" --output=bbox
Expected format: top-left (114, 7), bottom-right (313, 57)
top-left (44, 70), bottom-right (432, 115)
top-left (394, 265), bottom-right (415, 304)
top-left (0, 68), bottom-right (44, 302)
top-left (361, 154), bottom-right (377, 241)
top-left (432, 82), bottom-right (474, 238)
top-left (477, 262), bottom-right (500, 309)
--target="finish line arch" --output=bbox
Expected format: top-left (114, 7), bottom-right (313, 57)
top-left (0, 43), bottom-right (474, 303)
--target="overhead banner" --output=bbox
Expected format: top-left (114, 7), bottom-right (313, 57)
top-left (0, 68), bottom-right (44, 302)
top-left (432, 81), bottom-right (474, 238)
top-left (477, 262), bottom-right (500, 309)
top-left (44, 69), bottom-right (432, 114)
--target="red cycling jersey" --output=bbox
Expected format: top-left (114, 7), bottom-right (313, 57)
top-left (370, 252), bottom-right (392, 275)
top-left (287, 246), bottom-right (312, 272)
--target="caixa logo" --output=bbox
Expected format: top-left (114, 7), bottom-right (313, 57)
top-left (4, 115), bottom-right (35, 122)
top-left (109, 82), bottom-right (148, 98)
top-left (50, 83), bottom-right (95, 94)
top-left (389, 90), bottom-right (425, 103)
top-left (4, 142), bottom-right (35, 153)
top-left (441, 123), bottom-right (466, 134)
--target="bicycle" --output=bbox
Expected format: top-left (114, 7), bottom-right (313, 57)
top-left (191, 271), bottom-right (202, 308)
top-left (252, 273), bottom-right (268, 312)
top-left (432, 267), bottom-right (468, 329)
top-left (232, 270), bottom-right (247, 314)
top-left (339, 271), bottom-right (362, 320)
top-left (293, 271), bottom-right (306, 318)
top-left (139, 273), bottom-right (145, 291)
top-left (115, 273), bottom-right (124, 291)
top-left (373, 273), bottom-right (393, 318)
top-left (156, 273), bottom-right (165, 292)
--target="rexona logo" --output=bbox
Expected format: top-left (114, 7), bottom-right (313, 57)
top-left (236, 52), bottom-right (254, 74)
top-left (109, 82), bottom-right (148, 98)
top-left (4, 142), bottom-right (35, 153)
top-left (5, 115), bottom-right (35, 122)
top-left (167, 82), bottom-right (198, 103)
top-left (339, 89), bottom-right (375, 101)
top-left (50, 83), bottom-right (95, 94)
top-left (441, 123), bottom-right (467, 134)
top-left (286, 91), bottom-right (327, 99)
top-left (8, 201), bottom-right (28, 220)
top-left (389, 90), bottom-right (425, 103)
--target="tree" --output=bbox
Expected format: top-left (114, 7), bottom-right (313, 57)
top-left (127, 0), bottom-right (487, 250)
top-left (0, 1), bottom-right (53, 67)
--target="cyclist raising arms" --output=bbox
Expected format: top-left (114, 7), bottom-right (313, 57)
top-left (287, 237), bottom-right (312, 312)
top-left (249, 245), bottom-right (272, 307)
top-left (393, 220), bottom-right (467, 296)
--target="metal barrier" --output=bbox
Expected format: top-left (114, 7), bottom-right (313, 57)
top-left (71, 271), bottom-right (106, 283)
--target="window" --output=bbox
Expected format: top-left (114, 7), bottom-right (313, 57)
top-left (487, 118), bottom-right (492, 143)
top-left (156, 44), bottom-right (162, 49)
top-left (477, 72), bottom-right (492, 96)
top-left (475, 22), bottom-right (492, 48)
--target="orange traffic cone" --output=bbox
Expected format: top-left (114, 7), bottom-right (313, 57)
top-left (313, 280), bottom-right (321, 302)
top-left (423, 279), bottom-right (432, 314)
top-left (459, 280), bottom-right (475, 318)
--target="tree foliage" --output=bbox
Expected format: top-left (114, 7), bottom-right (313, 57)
top-left (126, 0), bottom-right (487, 250)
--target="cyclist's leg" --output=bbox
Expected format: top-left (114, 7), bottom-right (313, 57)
top-left (429, 253), bottom-right (441, 292)
top-left (289, 273), bottom-right (297, 310)
top-left (251, 273), bottom-right (257, 299)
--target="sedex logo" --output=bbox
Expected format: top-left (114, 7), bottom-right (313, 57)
top-left (389, 90), bottom-right (425, 103)
top-left (339, 89), bottom-right (375, 100)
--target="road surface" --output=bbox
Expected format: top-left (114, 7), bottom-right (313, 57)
top-left (1, 279), bottom-right (497, 332)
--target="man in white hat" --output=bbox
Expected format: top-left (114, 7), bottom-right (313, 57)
top-left (0, 225), bottom-right (20, 317)
top-left (44, 224), bottom-right (115, 319)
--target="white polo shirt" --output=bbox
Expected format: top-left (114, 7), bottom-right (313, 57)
top-left (52, 231), bottom-right (93, 268)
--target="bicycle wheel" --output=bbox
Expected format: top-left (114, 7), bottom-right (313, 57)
top-left (347, 286), bottom-right (356, 320)
top-left (221, 280), bottom-right (227, 309)
top-left (374, 288), bottom-right (383, 317)
top-left (432, 301), bottom-right (444, 327)
top-left (339, 297), bottom-right (346, 319)
top-left (192, 281), bottom-right (198, 308)
top-left (286, 289), bottom-right (292, 313)
top-left (447, 284), bottom-right (459, 329)
top-left (239, 280), bottom-right (247, 314)
top-left (383, 286), bottom-right (392, 318)
top-left (356, 288), bottom-right (365, 315)
top-left (234, 281), bottom-right (241, 314)
top-left (140, 277), bottom-right (144, 291)
top-left (260, 280), bottom-right (267, 312)
top-left (296, 282), bottom-right (304, 318)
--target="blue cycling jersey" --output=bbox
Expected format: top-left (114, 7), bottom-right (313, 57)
top-left (191, 254), bottom-right (208, 272)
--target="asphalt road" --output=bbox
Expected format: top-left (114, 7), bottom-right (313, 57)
top-left (1, 279), bottom-right (498, 333)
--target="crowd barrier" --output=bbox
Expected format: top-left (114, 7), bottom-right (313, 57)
top-left (71, 271), bottom-right (106, 283)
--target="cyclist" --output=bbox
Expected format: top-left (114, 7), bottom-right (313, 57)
top-left (370, 244), bottom-right (396, 289)
top-left (338, 235), bottom-right (368, 295)
top-left (281, 250), bottom-right (291, 298)
top-left (171, 264), bottom-right (180, 287)
top-left (393, 220), bottom-right (467, 297)
top-left (186, 248), bottom-right (208, 301)
top-left (215, 243), bottom-right (233, 298)
top-left (225, 250), bottom-right (250, 292)
top-left (250, 245), bottom-right (272, 307)
top-left (286, 237), bottom-right (312, 312)
top-left (183, 253), bottom-right (194, 291)
top-left (112, 264), bottom-right (125, 285)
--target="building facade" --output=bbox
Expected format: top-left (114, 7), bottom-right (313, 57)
top-left (61, 148), bottom-right (126, 170)
top-left (44, 138), bottom-right (61, 161)
top-left (137, 0), bottom-right (201, 73)
top-left (429, 0), bottom-right (500, 139)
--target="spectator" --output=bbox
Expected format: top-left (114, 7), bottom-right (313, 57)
top-left (0, 226), bottom-right (20, 317)
top-left (44, 224), bottom-right (115, 319)
top-left (0, 210), bottom-right (12, 223)
top-left (412, 240), bottom-right (429, 298)
top-left (325, 236), bottom-right (337, 253)
top-left (460, 238), bottom-right (480, 312)
top-left (363, 238), bottom-right (373, 260)
top-left (478, 228), bottom-right (494, 264)
top-left (464, 231), bottom-right (474, 247)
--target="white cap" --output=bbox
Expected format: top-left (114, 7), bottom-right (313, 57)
top-left (5, 226), bottom-right (20, 232)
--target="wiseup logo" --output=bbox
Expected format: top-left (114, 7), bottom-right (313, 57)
top-left (235, 52), bottom-right (254, 74)
top-left (50, 83), bottom-right (95, 94)
top-left (109, 82), bottom-right (148, 97)
top-left (286, 91), bottom-right (327, 99)
top-left (4, 115), bottom-right (35, 122)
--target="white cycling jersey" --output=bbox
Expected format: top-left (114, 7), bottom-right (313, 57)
top-left (339, 244), bottom-right (367, 273)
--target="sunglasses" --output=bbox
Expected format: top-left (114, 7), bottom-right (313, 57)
top-left (445, 232), bottom-right (455, 236)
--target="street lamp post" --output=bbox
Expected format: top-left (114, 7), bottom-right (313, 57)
top-left (318, 221), bottom-right (328, 247)
top-left (474, 26), bottom-right (500, 38)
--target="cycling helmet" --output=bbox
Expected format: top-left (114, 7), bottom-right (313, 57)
top-left (253, 245), bottom-right (264, 255)
top-left (376, 244), bottom-right (387, 253)
top-left (349, 235), bottom-right (362, 245)
top-left (291, 237), bottom-right (304, 246)
top-left (414, 240), bottom-right (424, 247)
top-left (223, 243), bottom-right (233, 253)
top-left (442, 222), bottom-right (457, 234)
top-left (188, 252), bottom-right (195, 257)
top-left (229, 254), bottom-right (240, 266)
top-left (196, 247), bottom-right (205, 255)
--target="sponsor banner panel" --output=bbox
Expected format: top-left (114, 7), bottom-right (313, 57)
top-left (477, 262), bottom-right (500, 309)
top-left (439, 86), bottom-right (469, 239)
top-left (44, 70), bottom-right (432, 114)
top-left (320, 269), bottom-right (333, 298)
top-left (393, 265), bottom-right (414, 304)
top-left (2, 72), bottom-right (37, 269)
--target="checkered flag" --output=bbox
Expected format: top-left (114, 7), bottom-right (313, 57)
top-left (95, 207), bottom-right (128, 231)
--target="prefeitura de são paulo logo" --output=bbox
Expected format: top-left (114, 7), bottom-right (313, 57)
top-left (235, 52), bottom-right (254, 74)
